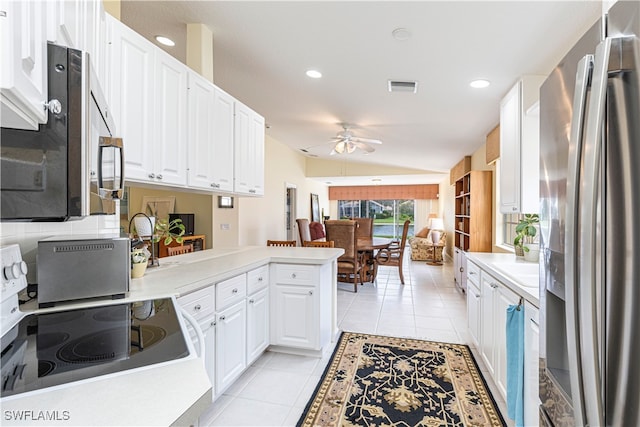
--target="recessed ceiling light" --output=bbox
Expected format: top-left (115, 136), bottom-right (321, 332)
top-left (470, 79), bottom-right (491, 88)
top-left (392, 28), bottom-right (412, 41)
top-left (306, 69), bottom-right (322, 79)
top-left (155, 36), bottom-right (175, 47)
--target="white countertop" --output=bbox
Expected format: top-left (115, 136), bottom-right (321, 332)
top-left (466, 252), bottom-right (541, 308)
top-left (4, 246), bottom-right (343, 426)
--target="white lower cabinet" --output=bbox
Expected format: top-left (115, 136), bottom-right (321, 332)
top-left (479, 271), bottom-right (497, 378)
top-left (270, 263), bottom-right (331, 352)
top-left (214, 273), bottom-right (247, 396)
top-left (215, 300), bottom-right (247, 395)
top-left (466, 265), bottom-right (481, 348)
top-left (524, 302), bottom-right (540, 426)
top-left (494, 280), bottom-right (520, 399)
top-left (247, 287), bottom-right (269, 365)
top-left (247, 264), bottom-right (270, 365)
top-left (467, 259), bottom-right (540, 425)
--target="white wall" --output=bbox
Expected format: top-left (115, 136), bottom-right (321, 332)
top-left (237, 135), bottom-right (329, 246)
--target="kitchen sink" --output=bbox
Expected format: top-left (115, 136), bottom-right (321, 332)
top-left (491, 261), bottom-right (540, 288)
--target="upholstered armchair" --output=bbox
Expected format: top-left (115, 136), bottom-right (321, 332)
top-left (409, 232), bottom-right (447, 262)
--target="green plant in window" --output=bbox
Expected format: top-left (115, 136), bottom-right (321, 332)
top-left (513, 214), bottom-right (539, 252)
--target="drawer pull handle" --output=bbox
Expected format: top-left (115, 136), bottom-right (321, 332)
top-left (232, 288), bottom-right (238, 293)
top-left (469, 271), bottom-right (476, 275)
top-left (291, 273), bottom-right (297, 279)
top-left (530, 318), bottom-right (539, 327)
top-left (211, 321), bottom-right (216, 327)
top-left (219, 315), bottom-right (226, 321)
top-left (308, 291), bottom-right (313, 296)
top-left (473, 293), bottom-right (480, 298)
top-left (249, 299), bottom-right (255, 304)
top-left (258, 277), bottom-right (263, 281)
top-left (194, 304), bottom-right (202, 311)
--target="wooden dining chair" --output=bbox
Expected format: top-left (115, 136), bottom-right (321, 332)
top-left (266, 240), bottom-right (297, 247)
top-left (354, 217), bottom-right (373, 239)
top-left (324, 220), bottom-right (363, 292)
top-left (167, 244), bottom-right (194, 256)
top-left (375, 220), bottom-right (411, 284)
top-left (303, 240), bottom-right (335, 248)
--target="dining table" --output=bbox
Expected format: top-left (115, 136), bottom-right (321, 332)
top-left (357, 237), bottom-right (392, 283)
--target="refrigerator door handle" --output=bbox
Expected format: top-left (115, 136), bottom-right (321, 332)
top-left (579, 36), bottom-right (617, 427)
top-left (565, 53), bottom-right (593, 427)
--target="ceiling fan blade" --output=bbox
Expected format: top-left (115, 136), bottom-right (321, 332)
top-left (351, 137), bottom-right (382, 144)
top-left (354, 142), bottom-right (376, 153)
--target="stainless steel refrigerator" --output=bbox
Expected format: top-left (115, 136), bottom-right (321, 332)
top-left (539, 1), bottom-right (640, 426)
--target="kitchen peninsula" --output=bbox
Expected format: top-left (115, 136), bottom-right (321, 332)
top-left (2, 246), bottom-right (343, 426)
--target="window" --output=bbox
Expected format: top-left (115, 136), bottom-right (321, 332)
top-left (337, 199), bottom-right (414, 239)
top-left (503, 212), bottom-right (523, 247)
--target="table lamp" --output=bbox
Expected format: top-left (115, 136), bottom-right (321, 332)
top-left (429, 217), bottom-right (445, 244)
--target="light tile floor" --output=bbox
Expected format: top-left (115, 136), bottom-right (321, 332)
top-left (200, 258), bottom-right (511, 426)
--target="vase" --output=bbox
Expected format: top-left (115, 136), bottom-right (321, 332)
top-left (131, 262), bottom-right (147, 278)
top-left (523, 243), bottom-right (539, 262)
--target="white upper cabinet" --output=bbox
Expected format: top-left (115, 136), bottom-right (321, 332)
top-left (107, 15), bottom-right (155, 183)
top-left (187, 71), bottom-right (217, 190)
top-left (108, 17), bottom-right (187, 187)
top-left (499, 75), bottom-right (546, 214)
top-left (1, 0), bottom-right (48, 130)
top-left (234, 101), bottom-right (265, 195)
top-left (187, 72), bottom-right (234, 192)
top-left (211, 87), bottom-right (235, 192)
top-left (153, 49), bottom-right (188, 186)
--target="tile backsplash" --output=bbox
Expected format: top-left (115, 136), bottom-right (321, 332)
top-left (0, 210), bottom-right (121, 284)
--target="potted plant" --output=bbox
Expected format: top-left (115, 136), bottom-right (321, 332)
top-left (131, 247), bottom-right (149, 278)
top-left (153, 217), bottom-right (186, 245)
top-left (513, 214), bottom-right (540, 262)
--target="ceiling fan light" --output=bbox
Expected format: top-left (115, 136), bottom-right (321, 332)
top-left (334, 141), bottom-right (345, 154)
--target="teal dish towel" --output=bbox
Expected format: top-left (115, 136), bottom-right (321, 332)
top-left (506, 304), bottom-right (524, 426)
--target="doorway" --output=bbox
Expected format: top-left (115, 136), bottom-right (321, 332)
top-left (285, 184), bottom-right (297, 241)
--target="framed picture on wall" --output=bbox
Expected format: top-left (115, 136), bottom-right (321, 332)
top-left (311, 193), bottom-right (320, 222)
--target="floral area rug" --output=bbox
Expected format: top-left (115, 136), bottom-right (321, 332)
top-left (297, 332), bottom-right (505, 427)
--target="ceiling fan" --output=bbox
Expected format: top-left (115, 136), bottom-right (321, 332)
top-left (329, 124), bottom-right (382, 155)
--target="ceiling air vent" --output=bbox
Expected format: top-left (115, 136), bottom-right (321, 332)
top-left (388, 80), bottom-right (418, 93)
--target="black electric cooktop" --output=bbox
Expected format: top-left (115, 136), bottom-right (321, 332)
top-left (1, 298), bottom-right (190, 398)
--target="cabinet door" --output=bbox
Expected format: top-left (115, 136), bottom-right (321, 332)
top-left (0, 0), bottom-right (48, 130)
top-left (211, 87), bottom-right (235, 192)
top-left (494, 281), bottom-right (520, 400)
top-left (500, 81), bottom-right (522, 214)
top-left (247, 287), bottom-right (269, 365)
top-left (154, 49), bottom-right (187, 186)
top-left (108, 17), bottom-right (154, 182)
top-left (480, 273), bottom-right (496, 377)
top-left (524, 302), bottom-right (540, 427)
top-left (215, 300), bottom-right (247, 395)
top-left (272, 284), bottom-right (318, 349)
top-left (233, 102), bottom-right (252, 194)
top-left (248, 112), bottom-right (265, 195)
top-left (187, 71), bottom-right (216, 190)
top-left (466, 282), bottom-right (481, 348)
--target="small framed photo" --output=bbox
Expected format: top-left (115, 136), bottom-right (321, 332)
top-left (311, 193), bottom-right (320, 222)
top-left (218, 196), bottom-right (234, 208)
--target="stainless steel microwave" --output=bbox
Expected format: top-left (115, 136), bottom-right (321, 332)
top-left (0, 43), bottom-right (124, 221)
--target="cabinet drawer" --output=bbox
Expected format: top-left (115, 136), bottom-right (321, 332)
top-left (216, 274), bottom-right (247, 311)
top-left (274, 264), bottom-right (316, 286)
top-left (178, 286), bottom-right (215, 321)
top-left (467, 260), bottom-right (481, 286)
top-left (247, 264), bottom-right (269, 295)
